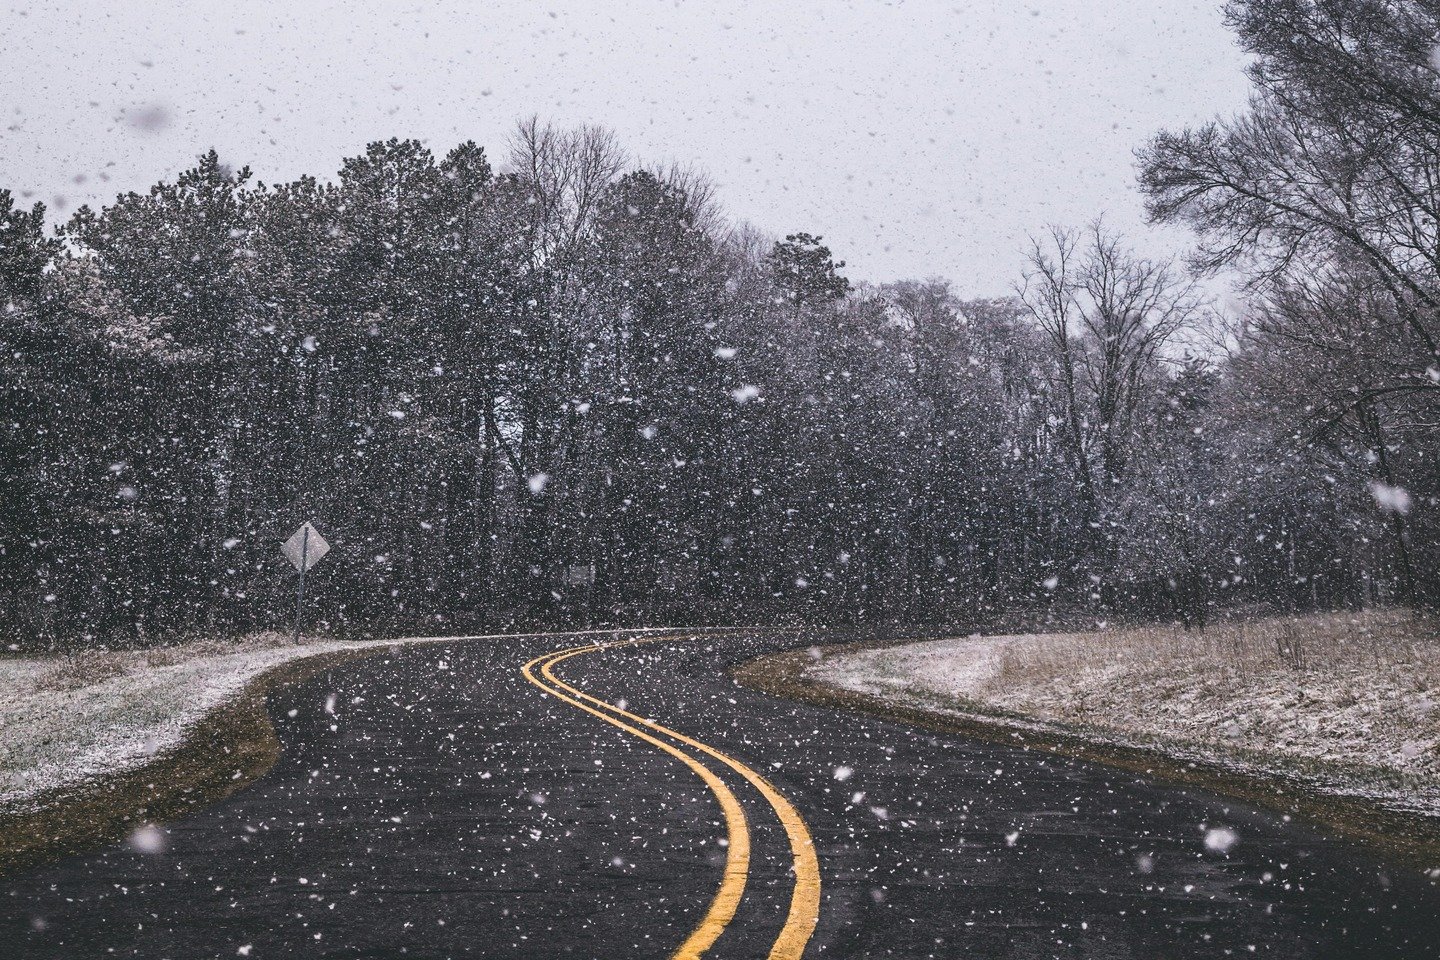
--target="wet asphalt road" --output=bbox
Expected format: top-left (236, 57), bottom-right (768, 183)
top-left (4, 630), bottom-right (1440, 959)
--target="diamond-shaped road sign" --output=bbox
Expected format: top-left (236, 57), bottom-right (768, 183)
top-left (281, 521), bottom-right (330, 574)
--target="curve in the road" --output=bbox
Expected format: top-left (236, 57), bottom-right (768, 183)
top-left (523, 636), bottom-right (821, 960)
top-left (520, 640), bottom-right (750, 958)
top-left (11, 629), bottom-right (1440, 959)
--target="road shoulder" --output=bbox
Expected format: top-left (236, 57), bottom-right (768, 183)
top-left (0, 645), bottom-right (393, 878)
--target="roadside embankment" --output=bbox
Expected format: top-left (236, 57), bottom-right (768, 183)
top-left (0, 633), bottom-right (410, 875)
top-left (736, 610), bottom-right (1440, 870)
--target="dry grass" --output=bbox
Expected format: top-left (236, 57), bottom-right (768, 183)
top-left (989, 609), bottom-right (1439, 694)
top-left (41, 652), bottom-right (130, 692)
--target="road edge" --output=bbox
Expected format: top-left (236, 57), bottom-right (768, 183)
top-left (0, 644), bottom-right (397, 879)
top-left (732, 640), bottom-right (1440, 873)
top-left (0, 627), bottom-right (688, 880)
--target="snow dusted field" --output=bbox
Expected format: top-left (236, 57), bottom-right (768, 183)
top-left (0, 634), bottom-right (412, 813)
top-left (813, 611), bottom-right (1440, 817)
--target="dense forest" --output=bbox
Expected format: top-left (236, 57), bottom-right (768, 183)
top-left (2, 0), bottom-right (1437, 650)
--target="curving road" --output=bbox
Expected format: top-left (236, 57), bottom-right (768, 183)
top-left (5, 630), bottom-right (1439, 958)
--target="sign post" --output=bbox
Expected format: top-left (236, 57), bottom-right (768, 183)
top-left (281, 521), bottom-right (331, 644)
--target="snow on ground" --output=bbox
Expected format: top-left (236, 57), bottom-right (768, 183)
top-left (0, 634), bottom-right (412, 814)
top-left (812, 611), bottom-right (1440, 817)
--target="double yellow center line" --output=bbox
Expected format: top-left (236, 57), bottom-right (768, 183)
top-left (520, 635), bottom-right (820, 959)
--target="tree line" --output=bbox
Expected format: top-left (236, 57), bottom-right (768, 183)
top-left (2, 0), bottom-right (1435, 650)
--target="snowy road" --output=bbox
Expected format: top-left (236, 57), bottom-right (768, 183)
top-left (4, 631), bottom-right (1439, 958)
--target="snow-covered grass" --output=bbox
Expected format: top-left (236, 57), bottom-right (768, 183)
top-left (0, 632), bottom-right (411, 814)
top-left (812, 610), bottom-right (1440, 816)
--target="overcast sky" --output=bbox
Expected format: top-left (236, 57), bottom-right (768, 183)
top-left (4, 0), bottom-right (1252, 294)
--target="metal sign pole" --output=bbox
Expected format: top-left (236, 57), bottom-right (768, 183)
top-left (292, 526), bottom-right (310, 644)
top-left (281, 520), bottom-right (329, 642)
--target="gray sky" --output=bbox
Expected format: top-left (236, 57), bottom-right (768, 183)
top-left (4, 0), bottom-right (1252, 294)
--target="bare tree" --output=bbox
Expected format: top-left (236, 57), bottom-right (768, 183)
top-left (1017, 223), bottom-right (1201, 510)
top-left (1138, 0), bottom-right (1440, 362)
top-left (509, 117), bottom-right (627, 270)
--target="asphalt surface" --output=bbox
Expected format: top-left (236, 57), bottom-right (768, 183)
top-left (5, 630), bottom-right (1439, 959)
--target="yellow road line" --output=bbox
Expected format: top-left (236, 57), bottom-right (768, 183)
top-left (539, 637), bottom-right (821, 960)
top-left (521, 645), bottom-right (750, 960)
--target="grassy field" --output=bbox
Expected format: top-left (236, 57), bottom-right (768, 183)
top-left (993, 609), bottom-right (1438, 687)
